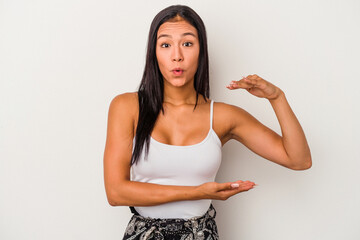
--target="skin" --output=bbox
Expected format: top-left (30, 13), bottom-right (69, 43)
top-left (103, 18), bottom-right (312, 207)
top-left (156, 19), bottom-right (199, 91)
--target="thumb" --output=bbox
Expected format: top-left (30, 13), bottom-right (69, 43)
top-left (218, 181), bottom-right (242, 191)
top-left (230, 180), bottom-right (244, 189)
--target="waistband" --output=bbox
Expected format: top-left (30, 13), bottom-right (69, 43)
top-left (125, 204), bottom-right (217, 238)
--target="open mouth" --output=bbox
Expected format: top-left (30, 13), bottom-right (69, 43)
top-left (172, 68), bottom-right (184, 76)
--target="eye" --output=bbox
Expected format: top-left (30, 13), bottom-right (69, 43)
top-left (183, 42), bottom-right (193, 47)
top-left (160, 43), bottom-right (170, 48)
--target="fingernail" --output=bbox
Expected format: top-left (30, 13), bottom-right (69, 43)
top-left (231, 183), bottom-right (239, 188)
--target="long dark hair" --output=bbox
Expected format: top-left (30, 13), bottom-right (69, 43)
top-left (131, 5), bottom-right (210, 166)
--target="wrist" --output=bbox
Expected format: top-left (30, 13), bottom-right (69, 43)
top-left (191, 185), bottom-right (204, 200)
top-left (268, 88), bottom-right (285, 102)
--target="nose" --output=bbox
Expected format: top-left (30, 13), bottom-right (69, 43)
top-left (171, 45), bottom-right (183, 62)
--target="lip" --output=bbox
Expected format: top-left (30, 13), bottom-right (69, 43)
top-left (171, 68), bottom-right (184, 76)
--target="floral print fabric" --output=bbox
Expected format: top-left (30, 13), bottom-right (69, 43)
top-left (122, 204), bottom-right (219, 240)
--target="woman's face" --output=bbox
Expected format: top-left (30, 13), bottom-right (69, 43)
top-left (156, 19), bottom-right (200, 88)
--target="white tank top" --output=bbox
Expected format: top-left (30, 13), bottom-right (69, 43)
top-left (130, 100), bottom-right (222, 219)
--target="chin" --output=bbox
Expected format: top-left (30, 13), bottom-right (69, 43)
top-left (167, 79), bottom-right (189, 87)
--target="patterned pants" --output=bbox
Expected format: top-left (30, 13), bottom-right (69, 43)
top-left (122, 204), bottom-right (219, 240)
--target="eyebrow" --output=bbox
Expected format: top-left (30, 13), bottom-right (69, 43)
top-left (157, 32), bottom-right (197, 40)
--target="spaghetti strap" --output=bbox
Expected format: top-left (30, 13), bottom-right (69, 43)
top-left (210, 100), bottom-right (214, 129)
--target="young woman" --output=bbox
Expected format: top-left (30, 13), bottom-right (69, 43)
top-left (103, 5), bottom-right (311, 240)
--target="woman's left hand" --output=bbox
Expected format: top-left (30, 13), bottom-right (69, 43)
top-left (226, 74), bottom-right (282, 100)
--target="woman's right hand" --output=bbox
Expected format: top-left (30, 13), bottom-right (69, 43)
top-left (195, 180), bottom-right (256, 200)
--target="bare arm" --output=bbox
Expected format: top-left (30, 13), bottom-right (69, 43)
top-left (269, 91), bottom-right (311, 169)
top-left (103, 93), bottom-right (255, 207)
top-left (226, 75), bottom-right (312, 170)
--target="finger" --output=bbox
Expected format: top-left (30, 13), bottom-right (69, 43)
top-left (230, 181), bottom-right (255, 190)
top-left (237, 181), bottom-right (256, 191)
top-left (238, 181), bottom-right (255, 189)
top-left (246, 75), bottom-right (269, 90)
top-left (238, 184), bottom-right (255, 192)
top-left (243, 77), bottom-right (262, 88)
top-left (226, 79), bottom-right (254, 90)
top-left (216, 182), bottom-right (233, 191)
top-left (220, 182), bottom-right (255, 195)
top-left (218, 181), bottom-right (242, 191)
top-left (238, 180), bottom-right (254, 184)
top-left (246, 74), bottom-right (260, 80)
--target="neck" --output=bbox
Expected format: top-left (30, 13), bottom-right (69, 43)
top-left (163, 80), bottom-right (202, 106)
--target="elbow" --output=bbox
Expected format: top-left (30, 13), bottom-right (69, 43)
top-left (107, 197), bottom-right (119, 207)
top-left (106, 189), bottom-right (128, 207)
top-left (292, 161), bottom-right (312, 171)
top-left (107, 195), bottom-right (127, 207)
top-left (288, 156), bottom-right (312, 171)
top-left (106, 194), bottom-right (120, 206)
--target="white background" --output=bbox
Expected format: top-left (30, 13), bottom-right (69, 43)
top-left (1, 0), bottom-right (359, 239)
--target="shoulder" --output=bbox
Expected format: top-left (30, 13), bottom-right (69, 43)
top-left (110, 91), bottom-right (138, 104)
top-left (213, 101), bottom-right (249, 121)
top-left (212, 101), bottom-right (255, 143)
top-left (109, 92), bottom-right (138, 114)
top-left (108, 92), bottom-right (139, 130)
